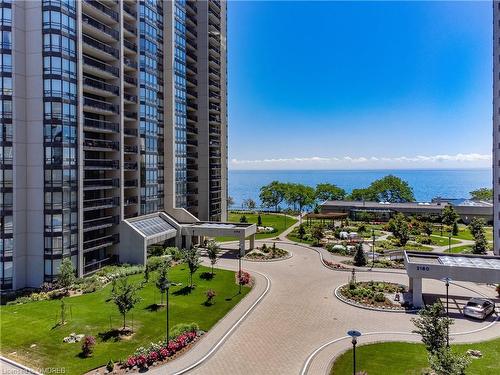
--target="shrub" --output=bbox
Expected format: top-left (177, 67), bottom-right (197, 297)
top-left (165, 247), bottom-right (183, 262)
top-left (81, 335), bottom-right (96, 358)
top-left (496, 284), bottom-right (500, 297)
top-left (239, 215), bottom-right (248, 223)
top-left (205, 289), bottom-right (216, 304)
top-left (353, 244), bottom-right (367, 267)
top-left (148, 256), bottom-right (169, 271)
top-left (374, 292), bottom-right (385, 302)
top-left (106, 360), bottom-right (114, 372)
top-left (257, 214), bottom-right (262, 226)
top-left (170, 322), bottom-right (199, 338)
top-left (261, 243), bottom-right (269, 253)
top-left (298, 224), bottom-right (306, 239)
top-left (237, 270), bottom-right (251, 285)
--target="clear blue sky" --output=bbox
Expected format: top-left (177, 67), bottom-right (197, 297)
top-left (227, 1), bottom-right (492, 170)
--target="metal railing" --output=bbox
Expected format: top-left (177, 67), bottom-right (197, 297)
top-left (123, 2), bottom-right (137, 18)
top-left (83, 34), bottom-right (119, 58)
top-left (83, 197), bottom-right (119, 209)
top-left (82, 14), bottom-right (119, 40)
top-left (83, 234), bottom-right (119, 251)
top-left (83, 97), bottom-right (119, 114)
top-left (83, 117), bottom-right (119, 132)
top-left (83, 76), bottom-right (119, 95)
top-left (83, 55), bottom-right (119, 77)
top-left (83, 0), bottom-right (119, 21)
top-left (83, 178), bottom-right (119, 188)
top-left (83, 138), bottom-right (119, 150)
top-left (84, 159), bottom-right (119, 169)
top-left (83, 215), bottom-right (119, 230)
top-left (123, 39), bottom-right (137, 52)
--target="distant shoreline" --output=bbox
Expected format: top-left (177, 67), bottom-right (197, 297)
top-left (229, 168), bottom-right (491, 172)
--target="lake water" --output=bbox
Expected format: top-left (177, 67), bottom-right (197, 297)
top-left (228, 169), bottom-right (492, 208)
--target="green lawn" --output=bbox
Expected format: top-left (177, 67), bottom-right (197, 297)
top-left (216, 212), bottom-right (297, 242)
top-left (432, 225), bottom-right (493, 242)
top-left (330, 338), bottom-right (500, 374)
top-left (375, 240), bottom-right (433, 252)
top-left (0, 265), bottom-right (250, 374)
top-left (428, 235), bottom-right (461, 247)
top-left (446, 245), bottom-right (474, 254)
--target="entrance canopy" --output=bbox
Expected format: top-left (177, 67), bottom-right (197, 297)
top-left (120, 212), bottom-right (257, 265)
top-left (404, 251), bottom-right (500, 307)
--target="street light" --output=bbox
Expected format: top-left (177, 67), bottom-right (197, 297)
top-left (347, 330), bottom-right (362, 375)
top-left (238, 247), bottom-right (242, 294)
top-left (448, 233), bottom-right (451, 252)
top-left (441, 277), bottom-right (453, 347)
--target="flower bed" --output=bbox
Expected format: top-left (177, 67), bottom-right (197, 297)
top-left (120, 327), bottom-right (203, 372)
top-left (244, 244), bottom-right (289, 261)
top-left (324, 260), bottom-right (350, 270)
top-left (339, 281), bottom-right (407, 309)
top-left (236, 270), bottom-right (252, 286)
top-left (341, 259), bottom-right (405, 269)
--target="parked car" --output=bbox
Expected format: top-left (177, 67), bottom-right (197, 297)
top-left (463, 298), bottom-right (495, 320)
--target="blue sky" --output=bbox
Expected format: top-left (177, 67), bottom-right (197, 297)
top-left (227, 1), bottom-right (492, 170)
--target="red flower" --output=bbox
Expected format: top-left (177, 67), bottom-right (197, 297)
top-left (126, 356), bottom-right (136, 368)
top-left (136, 355), bottom-right (147, 367)
top-left (159, 348), bottom-right (169, 359)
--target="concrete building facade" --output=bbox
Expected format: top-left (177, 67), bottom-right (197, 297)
top-left (494, 1), bottom-right (500, 256)
top-left (0, 0), bottom-right (228, 291)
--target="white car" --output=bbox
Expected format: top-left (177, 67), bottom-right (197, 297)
top-left (463, 298), bottom-right (495, 320)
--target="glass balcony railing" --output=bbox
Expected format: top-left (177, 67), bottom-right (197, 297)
top-left (83, 0), bottom-right (119, 22)
top-left (123, 39), bottom-right (137, 52)
top-left (83, 97), bottom-right (119, 114)
top-left (124, 179), bottom-right (138, 187)
top-left (83, 34), bottom-right (119, 59)
top-left (83, 117), bottom-right (119, 132)
top-left (83, 138), bottom-right (119, 150)
top-left (83, 55), bottom-right (120, 77)
top-left (83, 76), bottom-right (119, 95)
top-left (83, 178), bottom-right (119, 189)
top-left (83, 215), bottom-right (119, 230)
top-left (82, 15), bottom-right (119, 40)
top-left (84, 159), bottom-right (119, 169)
top-left (83, 234), bottom-right (119, 251)
top-left (124, 127), bottom-right (138, 136)
top-left (123, 2), bottom-right (137, 18)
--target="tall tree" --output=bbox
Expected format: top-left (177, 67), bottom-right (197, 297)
top-left (349, 175), bottom-right (415, 203)
top-left (311, 224), bottom-right (325, 245)
top-left (259, 181), bottom-right (286, 212)
top-left (206, 240), bottom-right (220, 276)
top-left (184, 248), bottom-right (202, 288)
top-left (388, 213), bottom-right (410, 246)
top-left (315, 183), bottom-right (346, 202)
top-left (353, 243), bottom-right (367, 267)
top-left (441, 205), bottom-right (459, 227)
top-left (469, 188), bottom-right (493, 201)
top-left (244, 198), bottom-right (256, 211)
top-left (285, 183), bottom-right (315, 221)
top-left (111, 279), bottom-right (141, 330)
top-left (155, 260), bottom-right (170, 304)
top-left (57, 258), bottom-right (75, 293)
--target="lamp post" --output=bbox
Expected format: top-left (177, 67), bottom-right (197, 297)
top-left (441, 277), bottom-right (452, 347)
top-left (448, 233), bottom-right (451, 252)
top-left (165, 281), bottom-right (171, 341)
top-left (371, 228), bottom-right (376, 268)
top-left (238, 247), bottom-right (242, 294)
top-left (347, 330), bottom-right (362, 375)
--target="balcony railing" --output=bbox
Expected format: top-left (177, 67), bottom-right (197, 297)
top-left (82, 14), bottom-right (119, 40)
top-left (84, 159), bottom-right (119, 169)
top-left (83, 55), bottom-right (119, 77)
top-left (83, 117), bottom-right (119, 132)
top-left (124, 127), bottom-right (138, 136)
top-left (83, 0), bottom-right (119, 22)
top-left (124, 57), bottom-right (138, 70)
top-left (123, 21), bottom-right (137, 35)
top-left (83, 34), bottom-right (119, 59)
top-left (124, 162), bottom-right (138, 170)
top-left (124, 145), bottom-right (138, 153)
top-left (124, 179), bottom-right (138, 187)
top-left (83, 234), bottom-right (119, 251)
top-left (83, 97), bottom-right (119, 114)
top-left (123, 2), bottom-right (137, 18)
top-left (124, 196), bottom-right (138, 205)
top-left (124, 111), bottom-right (138, 119)
top-left (84, 197), bottom-right (119, 209)
top-left (83, 215), bottom-right (119, 230)
top-left (83, 178), bottom-right (119, 189)
top-left (123, 39), bottom-right (137, 52)
top-left (83, 76), bottom-right (119, 95)
top-left (124, 93), bottom-right (138, 103)
top-left (123, 74), bottom-right (137, 86)
top-left (83, 138), bottom-right (119, 150)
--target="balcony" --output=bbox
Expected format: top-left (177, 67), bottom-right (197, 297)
top-left (123, 2), bottom-right (137, 19)
top-left (84, 159), bottom-right (119, 170)
top-left (83, 197), bottom-right (119, 211)
top-left (209, 115), bottom-right (221, 123)
top-left (123, 74), bottom-right (137, 87)
top-left (123, 21), bottom-right (137, 36)
top-left (124, 179), bottom-right (138, 188)
top-left (124, 127), bottom-right (138, 137)
top-left (83, 34), bottom-right (119, 59)
top-left (83, 0), bottom-right (119, 22)
top-left (124, 111), bottom-right (138, 120)
top-left (83, 215), bottom-right (119, 232)
top-left (123, 39), bottom-right (137, 53)
top-left (83, 257), bottom-right (115, 274)
top-left (124, 57), bottom-right (138, 70)
top-left (83, 178), bottom-right (119, 190)
top-left (83, 76), bottom-right (119, 96)
top-left (82, 14), bottom-right (119, 41)
top-left (186, 50), bottom-right (197, 62)
top-left (83, 138), bottom-right (119, 151)
top-left (83, 118), bottom-right (119, 133)
top-left (83, 55), bottom-right (119, 79)
top-left (124, 144), bottom-right (138, 153)
top-left (186, 75), bottom-right (197, 86)
top-left (83, 234), bottom-right (119, 252)
top-left (124, 162), bottom-right (138, 170)
top-left (124, 196), bottom-right (138, 206)
top-left (83, 97), bottom-right (119, 115)
top-left (124, 93), bottom-right (138, 104)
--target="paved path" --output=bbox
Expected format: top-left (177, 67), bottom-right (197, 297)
top-left (157, 239), bottom-right (500, 375)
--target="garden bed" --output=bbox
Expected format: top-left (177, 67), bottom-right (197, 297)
top-left (341, 259), bottom-right (405, 269)
top-left (243, 244), bottom-right (290, 261)
top-left (337, 281), bottom-right (409, 310)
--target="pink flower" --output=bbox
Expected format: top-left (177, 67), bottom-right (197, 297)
top-left (126, 356), bottom-right (136, 368)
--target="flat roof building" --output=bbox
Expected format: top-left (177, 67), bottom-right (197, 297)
top-left (404, 251), bottom-right (500, 307)
top-left (0, 0), bottom-right (228, 291)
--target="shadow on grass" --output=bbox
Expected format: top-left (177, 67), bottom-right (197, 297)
top-left (173, 286), bottom-right (194, 296)
top-left (200, 272), bottom-right (214, 280)
top-left (97, 329), bottom-right (124, 342)
top-left (225, 292), bottom-right (241, 301)
top-left (144, 303), bottom-right (164, 312)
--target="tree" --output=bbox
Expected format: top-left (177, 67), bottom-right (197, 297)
top-left (297, 224), bottom-right (306, 239)
top-left (184, 248), bottom-right (201, 288)
top-left (111, 279), bottom-right (141, 330)
top-left (441, 205), bottom-right (459, 227)
top-left (311, 224), bottom-right (324, 245)
top-left (468, 217), bottom-right (485, 239)
top-left (244, 198), bottom-right (256, 211)
top-left (239, 215), bottom-right (248, 223)
top-left (452, 221), bottom-right (459, 236)
top-left (57, 258), bottom-right (75, 293)
top-left (422, 221), bottom-right (433, 237)
top-left (349, 175), bottom-right (415, 203)
top-left (257, 214), bottom-right (262, 226)
top-left (259, 181), bottom-right (286, 212)
top-left (227, 196), bottom-right (234, 208)
top-left (388, 213), bottom-right (410, 246)
top-left (143, 264), bottom-right (150, 284)
top-left (428, 348), bottom-right (470, 375)
top-left (353, 243), bottom-right (367, 266)
top-left (315, 183), bottom-right (346, 202)
top-left (285, 183), bottom-right (315, 222)
top-left (206, 240), bottom-right (220, 276)
top-left (411, 301), bottom-right (453, 354)
top-left (155, 259), bottom-right (170, 305)
top-left (470, 187), bottom-right (493, 201)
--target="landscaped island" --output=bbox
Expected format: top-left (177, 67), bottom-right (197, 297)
top-left (0, 263), bottom-right (251, 374)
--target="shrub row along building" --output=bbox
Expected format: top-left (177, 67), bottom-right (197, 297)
top-left (0, 0), bottom-right (243, 291)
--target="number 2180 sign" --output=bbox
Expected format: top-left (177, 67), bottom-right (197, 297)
top-left (416, 266), bottom-right (430, 271)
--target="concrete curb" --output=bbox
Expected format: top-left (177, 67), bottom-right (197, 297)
top-left (243, 250), bottom-right (293, 263)
top-left (0, 356), bottom-right (42, 375)
top-left (333, 284), bottom-right (418, 313)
